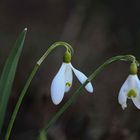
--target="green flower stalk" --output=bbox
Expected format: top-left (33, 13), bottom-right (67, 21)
top-left (4, 37), bottom-right (139, 140)
top-left (4, 41), bottom-right (73, 140)
top-left (37, 55), bottom-right (139, 139)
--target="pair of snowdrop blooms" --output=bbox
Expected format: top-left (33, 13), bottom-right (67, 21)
top-left (51, 51), bottom-right (140, 110)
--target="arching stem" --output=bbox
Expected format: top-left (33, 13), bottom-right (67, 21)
top-left (37, 55), bottom-right (138, 139)
top-left (4, 41), bottom-right (73, 140)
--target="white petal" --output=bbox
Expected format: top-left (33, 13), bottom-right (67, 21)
top-left (134, 75), bottom-right (140, 93)
top-left (118, 77), bottom-right (128, 109)
top-left (65, 64), bottom-right (73, 92)
top-left (131, 75), bottom-right (140, 109)
top-left (131, 75), bottom-right (140, 90)
top-left (126, 75), bottom-right (140, 90)
top-left (51, 63), bottom-right (67, 105)
top-left (118, 91), bottom-right (127, 110)
top-left (132, 96), bottom-right (140, 109)
top-left (70, 64), bottom-right (93, 93)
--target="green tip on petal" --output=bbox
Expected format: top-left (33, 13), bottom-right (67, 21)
top-left (130, 62), bottom-right (137, 75)
top-left (127, 89), bottom-right (137, 98)
top-left (63, 51), bottom-right (71, 63)
top-left (66, 82), bottom-right (71, 87)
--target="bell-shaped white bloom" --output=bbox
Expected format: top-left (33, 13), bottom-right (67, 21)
top-left (118, 75), bottom-right (140, 110)
top-left (51, 62), bottom-right (93, 105)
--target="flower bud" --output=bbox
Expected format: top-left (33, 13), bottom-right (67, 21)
top-left (63, 51), bottom-right (71, 63)
top-left (130, 62), bottom-right (137, 75)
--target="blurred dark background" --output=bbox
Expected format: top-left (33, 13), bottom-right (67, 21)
top-left (0, 0), bottom-right (140, 140)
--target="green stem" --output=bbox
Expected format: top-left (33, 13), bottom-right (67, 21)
top-left (88, 55), bottom-right (138, 81)
top-left (4, 41), bottom-right (73, 140)
top-left (37, 130), bottom-right (47, 140)
top-left (38, 55), bottom-right (137, 138)
top-left (37, 41), bottom-right (74, 65)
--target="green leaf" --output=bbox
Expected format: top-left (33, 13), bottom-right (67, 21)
top-left (0, 28), bottom-right (27, 132)
top-left (37, 130), bottom-right (47, 140)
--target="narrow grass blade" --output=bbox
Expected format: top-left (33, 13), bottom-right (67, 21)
top-left (0, 28), bottom-right (27, 132)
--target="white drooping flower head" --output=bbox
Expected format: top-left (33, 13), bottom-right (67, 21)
top-left (118, 62), bottom-right (140, 110)
top-left (51, 51), bottom-right (93, 105)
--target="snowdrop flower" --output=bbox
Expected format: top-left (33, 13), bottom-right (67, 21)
top-left (118, 62), bottom-right (140, 110)
top-left (51, 51), bottom-right (93, 105)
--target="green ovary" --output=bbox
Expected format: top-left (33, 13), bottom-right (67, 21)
top-left (63, 51), bottom-right (71, 63)
top-left (127, 89), bottom-right (137, 98)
